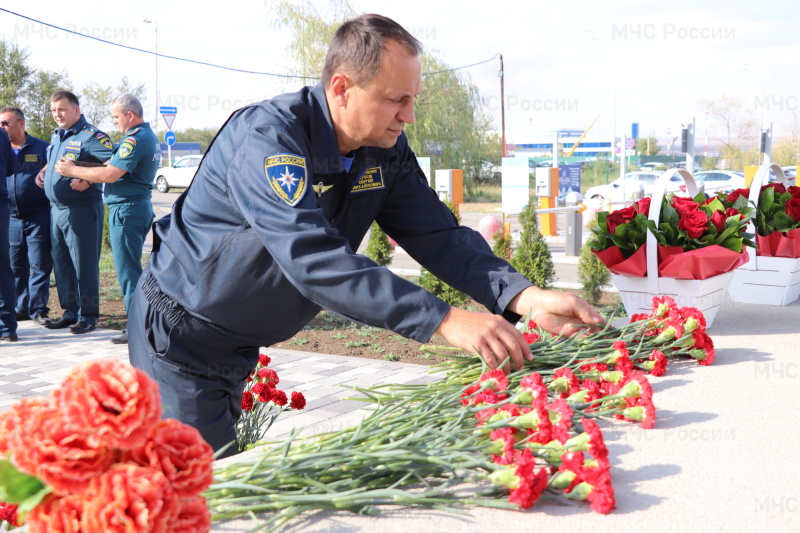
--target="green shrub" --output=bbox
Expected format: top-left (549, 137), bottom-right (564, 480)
top-left (417, 199), bottom-right (468, 307)
top-left (364, 222), bottom-right (393, 266)
top-left (509, 203), bottom-right (556, 289)
top-left (578, 221), bottom-right (611, 306)
top-left (492, 223), bottom-right (511, 260)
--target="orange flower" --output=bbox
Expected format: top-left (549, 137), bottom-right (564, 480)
top-left (26, 494), bottom-right (84, 533)
top-left (0, 396), bottom-right (51, 454)
top-left (123, 419), bottom-right (214, 497)
top-left (53, 360), bottom-right (162, 450)
top-left (172, 496), bottom-right (212, 533)
top-left (82, 464), bottom-right (178, 533)
top-left (10, 404), bottom-right (116, 494)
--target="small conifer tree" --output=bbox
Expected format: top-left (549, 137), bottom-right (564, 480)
top-left (578, 221), bottom-right (611, 306)
top-left (364, 222), bottom-right (393, 266)
top-left (509, 203), bottom-right (556, 289)
top-left (417, 200), bottom-right (468, 307)
top-left (492, 223), bottom-right (511, 260)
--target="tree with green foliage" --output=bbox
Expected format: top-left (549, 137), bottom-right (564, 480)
top-left (162, 127), bottom-right (220, 153)
top-left (509, 203), bottom-right (556, 289)
top-left (577, 221), bottom-right (610, 306)
top-left (80, 76), bottom-right (148, 140)
top-left (363, 222), bottom-right (392, 266)
top-left (636, 135), bottom-right (661, 156)
top-left (492, 224), bottom-right (511, 260)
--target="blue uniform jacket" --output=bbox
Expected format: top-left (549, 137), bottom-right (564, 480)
top-left (0, 130), bottom-right (13, 200)
top-left (147, 84), bottom-right (532, 346)
top-left (6, 133), bottom-right (49, 217)
top-left (44, 115), bottom-right (113, 207)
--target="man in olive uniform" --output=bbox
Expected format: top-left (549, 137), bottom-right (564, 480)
top-left (38, 90), bottom-right (113, 334)
top-left (0, 128), bottom-right (17, 341)
top-left (56, 94), bottom-right (158, 343)
top-left (1, 106), bottom-right (52, 326)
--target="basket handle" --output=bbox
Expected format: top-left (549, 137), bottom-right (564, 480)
top-left (741, 163), bottom-right (789, 270)
top-left (646, 169), bottom-right (699, 292)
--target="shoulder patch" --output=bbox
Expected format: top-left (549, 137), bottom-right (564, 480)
top-left (351, 166), bottom-right (385, 193)
top-left (95, 132), bottom-right (113, 150)
top-left (264, 154), bottom-right (308, 206)
top-left (119, 141), bottom-right (135, 158)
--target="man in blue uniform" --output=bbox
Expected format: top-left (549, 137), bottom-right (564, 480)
top-left (38, 91), bottom-right (113, 334)
top-left (128, 14), bottom-right (603, 456)
top-left (1, 106), bottom-right (52, 327)
top-left (56, 94), bottom-right (158, 344)
top-left (0, 128), bottom-right (17, 341)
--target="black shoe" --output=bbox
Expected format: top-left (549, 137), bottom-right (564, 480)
top-left (33, 313), bottom-right (52, 326)
top-left (16, 312), bottom-right (30, 321)
top-left (0, 334), bottom-right (19, 342)
top-left (110, 329), bottom-right (128, 344)
top-left (69, 321), bottom-right (96, 335)
top-left (45, 317), bottom-right (78, 329)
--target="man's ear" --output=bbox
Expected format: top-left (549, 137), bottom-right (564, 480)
top-left (328, 73), bottom-right (351, 107)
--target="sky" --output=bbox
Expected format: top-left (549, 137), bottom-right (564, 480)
top-left (2, 0), bottom-right (799, 148)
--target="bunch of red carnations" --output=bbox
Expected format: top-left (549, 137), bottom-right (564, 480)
top-left (234, 352), bottom-right (307, 452)
top-left (0, 360), bottom-right (214, 533)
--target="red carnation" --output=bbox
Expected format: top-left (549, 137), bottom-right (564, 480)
top-left (489, 428), bottom-right (518, 465)
top-left (257, 368), bottom-right (279, 385)
top-left (0, 502), bottom-right (20, 528)
top-left (647, 349), bottom-right (668, 377)
top-left (581, 418), bottom-right (609, 461)
top-left (26, 494), bottom-right (83, 533)
top-left (258, 353), bottom-right (271, 366)
top-left (82, 464), bottom-right (178, 533)
top-left (53, 360), bottom-right (162, 450)
top-left (678, 208), bottom-right (709, 239)
top-left (172, 496), bottom-right (212, 533)
top-left (123, 418), bottom-right (214, 498)
top-left (786, 197), bottom-right (800, 223)
top-left (523, 331), bottom-right (540, 343)
top-left (241, 391), bottom-right (255, 411)
top-left (478, 369), bottom-right (510, 392)
top-left (271, 389), bottom-right (289, 406)
top-left (0, 396), bottom-right (51, 454)
top-left (519, 373), bottom-right (548, 403)
top-left (290, 391), bottom-right (307, 410)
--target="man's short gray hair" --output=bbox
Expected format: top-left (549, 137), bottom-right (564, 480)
top-left (111, 93), bottom-right (144, 118)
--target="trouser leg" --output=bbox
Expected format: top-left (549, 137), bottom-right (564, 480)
top-left (24, 210), bottom-right (53, 318)
top-left (8, 215), bottom-right (29, 317)
top-left (64, 203), bottom-right (102, 324)
top-left (108, 202), bottom-right (154, 313)
top-left (51, 206), bottom-right (79, 321)
top-left (0, 203), bottom-right (17, 336)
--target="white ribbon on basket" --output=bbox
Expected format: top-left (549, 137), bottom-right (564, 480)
top-left (740, 163), bottom-right (789, 272)
top-left (644, 169), bottom-right (700, 294)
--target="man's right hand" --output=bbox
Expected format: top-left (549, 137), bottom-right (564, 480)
top-left (35, 170), bottom-right (45, 188)
top-left (434, 307), bottom-right (532, 374)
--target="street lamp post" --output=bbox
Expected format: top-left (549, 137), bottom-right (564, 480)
top-left (143, 19), bottom-right (158, 135)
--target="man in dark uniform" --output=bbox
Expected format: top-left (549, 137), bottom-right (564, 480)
top-left (37, 90), bottom-right (113, 334)
top-left (56, 94), bottom-right (158, 344)
top-left (128, 14), bottom-right (602, 456)
top-left (0, 128), bottom-right (17, 341)
top-left (1, 106), bottom-right (52, 327)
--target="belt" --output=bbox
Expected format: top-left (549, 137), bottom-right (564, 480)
top-left (141, 272), bottom-right (187, 326)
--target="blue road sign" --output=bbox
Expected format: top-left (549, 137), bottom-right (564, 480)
top-left (164, 131), bottom-right (177, 146)
top-left (159, 106), bottom-right (178, 114)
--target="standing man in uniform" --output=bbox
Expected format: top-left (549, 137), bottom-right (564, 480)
top-left (1, 106), bottom-right (53, 327)
top-left (0, 128), bottom-right (17, 341)
top-left (128, 14), bottom-right (603, 456)
top-left (37, 90), bottom-right (113, 334)
top-left (56, 93), bottom-right (158, 344)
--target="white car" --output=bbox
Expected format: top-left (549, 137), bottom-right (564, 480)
top-left (584, 171), bottom-right (685, 207)
top-left (690, 170), bottom-right (745, 194)
top-left (154, 155), bottom-right (203, 193)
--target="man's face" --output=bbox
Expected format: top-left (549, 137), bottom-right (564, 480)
top-left (338, 39), bottom-right (420, 152)
top-left (110, 104), bottom-right (134, 134)
top-left (51, 98), bottom-right (81, 130)
top-left (0, 112), bottom-right (24, 140)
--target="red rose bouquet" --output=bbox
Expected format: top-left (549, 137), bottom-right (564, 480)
top-left (590, 191), bottom-right (755, 279)
top-left (743, 182), bottom-right (800, 257)
top-left (0, 360), bottom-right (214, 533)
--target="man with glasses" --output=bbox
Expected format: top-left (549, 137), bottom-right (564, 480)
top-left (0, 106), bottom-right (53, 328)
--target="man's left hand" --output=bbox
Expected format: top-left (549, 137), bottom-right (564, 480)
top-left (55, 156), bottom-right (76, 177)
top-left (509, 286), bottom-right (604, 337)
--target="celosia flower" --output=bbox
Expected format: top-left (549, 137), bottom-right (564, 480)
top-left (82, 464), bottom-right (178, 533)
top-left (53, 360), bottom-right (161, 450)
top-left (241, 391), bottom-right (255, 411)
top-left (25, 494), bottom-right (83, 533)
top-left (290, 391), bottom-right (307, 410)
top-left (123, 419), bottom-right (214, 498)
top-left (10, 404), bottom-right (116, 494)
top-left (172, 496), bottom-right (212, 533)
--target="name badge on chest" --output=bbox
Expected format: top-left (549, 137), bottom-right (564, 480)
top-left (351, 166), bottom-right (385, 193)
